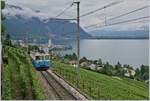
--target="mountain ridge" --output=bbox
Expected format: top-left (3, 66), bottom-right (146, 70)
top-left (3, 4), bottom-right (91, 43)
top-left (3, 4), bottom-right (149, 43)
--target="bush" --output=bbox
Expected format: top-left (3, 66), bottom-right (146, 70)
top-left (6, 46), bottom-right (45, 99)
top-left (3, 65), bottom-right (12, 100)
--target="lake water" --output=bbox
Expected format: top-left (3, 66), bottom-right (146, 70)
top-left (53, 39), bottom-right (149, 68)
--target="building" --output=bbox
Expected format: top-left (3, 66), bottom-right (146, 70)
top-left (69, 60), bottom-right (77, 66)
top-left (80, 62), bottom-right (88, 67)
top-left (124, 69), bottom-right (135, 77)
top-left (48, 39), bottom-right (52, 47)
top-left (96, 66), bottom-right (103, 70)
top-left (17, 40), bottom-right (25, 47)
top-left (88, 64), bottom-right (96, 70)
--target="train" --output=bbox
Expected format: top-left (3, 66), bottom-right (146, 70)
top-left (30, 52), bottom-right (52, 71)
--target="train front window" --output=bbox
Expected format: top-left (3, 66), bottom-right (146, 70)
top-left (35, 56), bottom-right (40, 60)
top-left (45, 55), bottom-right (49, 60)
top-left (41, 56), bottom-right (44, 60)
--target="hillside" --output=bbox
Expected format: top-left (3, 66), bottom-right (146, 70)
top-left (53, 61), bottom-right (149, 100)
top-left (2, 46), bottom-right (45, 100)
top-left (3, 4), bottom-right (91, 43)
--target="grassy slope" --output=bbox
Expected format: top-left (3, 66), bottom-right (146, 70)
top-left (3, 64), bottom-right (12, 100)
top-left (53, 61), bottom-right (149, 100)
top-left (3, 46), bottom-right (45, 100)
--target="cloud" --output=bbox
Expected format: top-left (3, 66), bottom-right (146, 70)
top-left (5, 0), bottom-right (149, 31)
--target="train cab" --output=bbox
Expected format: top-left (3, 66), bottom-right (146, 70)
top-left (31, 52), bottom-right (52, 71)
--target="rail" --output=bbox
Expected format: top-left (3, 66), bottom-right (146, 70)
top-left (40, 71), bottom-right (77, 100)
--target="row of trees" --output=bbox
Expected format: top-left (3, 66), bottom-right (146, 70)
top-left (135, 65), bottom-right (149, 81)
top-left (81, 57), bottom-right (133, 78)
top-left (63, 53), bottom-right (77, 60)
top-left (62, 53), bottom-right (149, 82)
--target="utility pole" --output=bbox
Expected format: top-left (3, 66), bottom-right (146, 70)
top-left (73, 1), bottom-right (80, 88)
top-left (104, 6), bottom-right (107, 26)
top-left (26, 32), bottom-right (29, 54)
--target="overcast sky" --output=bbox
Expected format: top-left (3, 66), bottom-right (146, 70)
top-left (5, 0), bottom-right (149, 32)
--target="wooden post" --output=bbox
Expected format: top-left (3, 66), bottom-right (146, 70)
top-left (96, 80), bottom-right (100, 99)
top-left (89, 80), bottom-right (92, 97)
top-left (73, 1), bottom-right (80, 88)
top-left (82, 79), bottom-right (85, 91)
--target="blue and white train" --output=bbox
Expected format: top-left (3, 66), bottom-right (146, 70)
top-left (30, 52), bottom-right (52, 71)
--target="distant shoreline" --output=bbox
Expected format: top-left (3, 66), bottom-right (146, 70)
top-left (53, 37), bottom-right (149, 40)
top-left (89, 37), bottom-right (149, 40)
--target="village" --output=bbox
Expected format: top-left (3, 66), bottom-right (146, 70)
top-left (11, 39), bottom-right (72, 52)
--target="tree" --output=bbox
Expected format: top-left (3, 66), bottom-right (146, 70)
top-left (97, 58), bottom-right (102, 66)
top-left (135, 68), bottom-right (140, 77)
top-left (135, 65), bottom-right (149, 81)
top-left (64, 53), bottom-right (77, 60)
top-left (115, 62), bottom-right (122, 70)
top-left (1, 1), bottom-right (5, 9)
top-left (93, 60), bottom-right (98, 64)
top-left (140, 65), bottom-right (149, 81)
top-left (80, 57), bottom-right (87, 63)
top-left (72, 53), bottom-right (77, 60)
top-left (142, 72), bottom-right (149, 80)
top-left (4, 34), bottom-right (12, 46)
top-left (28, 45), bottom-right (39, 52)
top-left (114, 62), bottom-right (126, 77)
top-left (100, 62), bottom-right (114, 76)
top-left (1, 0), bottom-right (12, 46)
top-left (140, 65), bottom-right (147, 75)
top-left (1, 0), bottom-right (5, 35)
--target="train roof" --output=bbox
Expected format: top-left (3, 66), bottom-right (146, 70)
top-left (30, 52), bottom-right (50, 57)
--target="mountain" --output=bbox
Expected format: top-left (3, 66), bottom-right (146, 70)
top-left (3, 4), bottom-right (91, 43)
top-left (3, 4), bottom-right (149, 42)
top-left (90, 30), bottom-right (149, 39)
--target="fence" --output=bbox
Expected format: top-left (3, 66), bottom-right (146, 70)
top-left (53, 67), bottom-right (103, 99)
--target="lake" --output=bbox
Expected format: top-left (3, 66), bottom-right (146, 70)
top-left (53, 39), bottom-right (149, 68)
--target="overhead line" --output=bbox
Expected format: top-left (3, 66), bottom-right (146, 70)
top-left (107, 16), bottom-right (149, 26)
top-left (80, 0), bottom-right (123, 18)
top-left (52, 18), bottom-right (76, 21)
top-left (129, 19), bottom-right (149, 24)
top-left (49, 2), bottom-right (75, 34)
top-left (86, 16), bottom-right (149, 30)
top-left (85, 6), bottom-right (149, 28)
top-left (55, 3), bottom-right (73, 18)
top-left (108, 6), bottom-right (149, 21)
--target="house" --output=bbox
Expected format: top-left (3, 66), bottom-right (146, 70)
top-left (69, 60), bottom-right (77, 66)
top-left (130, 70), bottom-right (135, 76)
top-left (73, 64), bottom-right (77, 68)
top-left (42, 47), bottom-right (49, 54)
top-left (11, 40), bottom-right (18, 45)
top-left (124, 72), bottom-right (130, 77)
top-left (80, 62), bottom-right (88, 67)
top-left (88, 64), bottom-right (96, 70)
top-left (124, 69), bottom-right (135, 77)
top-left (18, 40), bottom-right (26, 47)
top-left (96, 66), bottom-right (103, 70)
top-left (145, 80), bottom-right (149, 83)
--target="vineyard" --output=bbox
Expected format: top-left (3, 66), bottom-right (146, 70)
top-left (2, 46), bottom-right (45, 100)
top-left (2, 46), bottom-right (149, 100)
top-left (53, 61), bottom-right (149, 100)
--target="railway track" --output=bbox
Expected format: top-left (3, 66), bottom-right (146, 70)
top-left (40, 71), bottom-right (77, 100)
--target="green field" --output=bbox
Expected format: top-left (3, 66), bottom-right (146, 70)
top-left (2, 46), bottom-right (45, 100)
top-left (53, 61), bottom-right (149, 100)
top-left (2, 46), bottom-right (149, 100)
